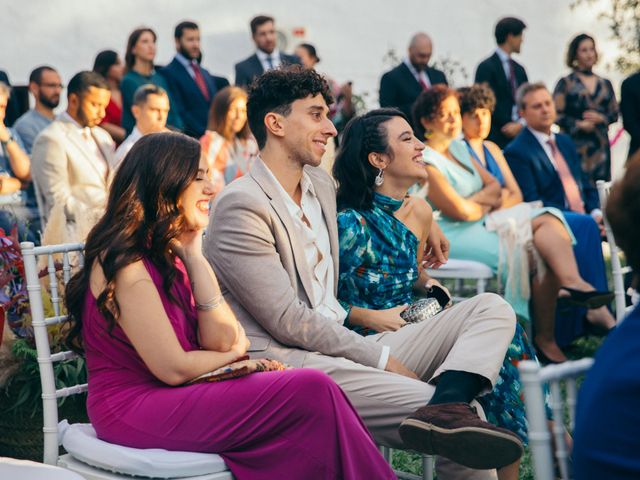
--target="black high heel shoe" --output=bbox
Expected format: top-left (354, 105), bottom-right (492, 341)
top-left (532, 340), bottom-right (567, 365)
top-left (557, 287), bottom-right (615, 309)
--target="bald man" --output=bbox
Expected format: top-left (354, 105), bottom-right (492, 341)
top-left (379, 33), bottom-right (448, 130)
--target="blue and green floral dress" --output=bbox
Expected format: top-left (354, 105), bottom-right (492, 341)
top-left (337, 192), bottom-right (550, 444)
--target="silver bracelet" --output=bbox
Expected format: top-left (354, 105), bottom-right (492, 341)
top-left (195, 294), bottom-right (224, 311)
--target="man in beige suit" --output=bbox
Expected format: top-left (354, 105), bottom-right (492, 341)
top-left (205, 66), bottom-right (522, 478)
top-left (31, 71), bottom-right (114, 242)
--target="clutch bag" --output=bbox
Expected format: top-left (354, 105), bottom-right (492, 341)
top-left (400, 284), bottom-right (451, 324)
top-left (186, 355), bottom-right (290, 384)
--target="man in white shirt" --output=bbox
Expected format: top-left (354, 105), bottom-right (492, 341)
top-left (115, 84), bottom-right (169, 168)
top-left (205, 66), bottom-right (523, 479)
top-left (234, 15), bottom-right (301, 87)
top-left (31, 71), bottom-right (114, 242)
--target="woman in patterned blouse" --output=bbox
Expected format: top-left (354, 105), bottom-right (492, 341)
top-left (553, 33), bottom-right (619, 183)
top-left (333, 108), bottom-right (559, 480)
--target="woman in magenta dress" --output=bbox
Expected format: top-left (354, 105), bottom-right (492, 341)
top-left (64, 132), bottom-right (395, 480)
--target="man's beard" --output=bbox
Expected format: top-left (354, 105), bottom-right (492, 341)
top-left (39, 92), bottom-right (59, 110)
top-left (179, 45), bottom-right (202, 63)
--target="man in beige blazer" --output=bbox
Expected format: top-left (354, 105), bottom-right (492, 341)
top-left (31, 71), bottom-right (114, 242)
top-left (205, 66), bottom-right (522, 478)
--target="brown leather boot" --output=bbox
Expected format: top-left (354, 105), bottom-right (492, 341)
top-left (399, 402), bottom-right (524, 469)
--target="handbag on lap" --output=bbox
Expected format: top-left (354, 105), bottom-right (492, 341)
top-left (185, 356), bottom-right (290, 384)
top-left (400, 284), bottom-right (451, 324)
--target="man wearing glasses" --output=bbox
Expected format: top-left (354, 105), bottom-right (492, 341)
top-left (14, 66), bottom-right (63, 153)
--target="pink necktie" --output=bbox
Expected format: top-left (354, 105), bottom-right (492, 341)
top-left (191, 62), bottom-right (210, 100)
top-left (418, 77), bottom-right (429, 91)
top-left (547, 138), bottom-right (585, 213)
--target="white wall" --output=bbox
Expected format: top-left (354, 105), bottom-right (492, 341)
top-left (1, 0), bottom-right (629, 171)
top-left (2, 0), bottom-right (624, 94)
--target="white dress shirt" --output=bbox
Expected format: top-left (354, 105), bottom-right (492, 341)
top-left (256, 49), bottom-right (283, 71)
top-left (115, 127), bottom-right (143, 168)
top-left (265, 164), bottom-right (390, 370)
top-left (495, 47), bottom-right (520, 122)
top-left (403, 58), bottom-right (431, 88)
top-left (527, 127), bottom-right (601, 217)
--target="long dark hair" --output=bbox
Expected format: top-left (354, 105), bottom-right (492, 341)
top-left (65, 132), bottom-right (201, 352)
top-left (92, 50), bottom-right (119, 79)
top-left (125, 27), bottom-right (157, 71)
top-left (207, 86), bottom-right (251, 141)
top-left (333, 108), bottom-right (407, 211)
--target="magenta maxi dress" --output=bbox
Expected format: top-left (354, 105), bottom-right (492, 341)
top-left (82, 258), bottom-right (395, 480)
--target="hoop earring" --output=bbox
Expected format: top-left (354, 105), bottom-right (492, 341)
top-left (424, 129), bottom-right (433, 140)
top-left (374, 168), bottom-right (385, 186)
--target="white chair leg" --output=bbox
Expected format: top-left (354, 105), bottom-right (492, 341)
top-left (422, 455), bottom-right (434, 480)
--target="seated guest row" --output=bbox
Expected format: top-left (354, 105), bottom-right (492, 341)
top-left (65, 67), bottom-right (530, 480)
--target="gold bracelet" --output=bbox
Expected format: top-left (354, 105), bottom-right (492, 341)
top-left (196, 294), bottom-right (224, 311)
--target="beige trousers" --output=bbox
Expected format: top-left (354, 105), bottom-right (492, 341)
top-left (303, 293), bottom-right (515, 480)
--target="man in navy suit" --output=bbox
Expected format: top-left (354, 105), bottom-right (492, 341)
top-left (234, 15), bottom-right (300, 88)
top-left (475, 17), bottom-right (528, 148)
top-left (504, 82), bottom-right (601, 221)
top-left (379, 33), bottom-right (448, 131)
top-left (505, 82), bottom-right (615, 345)
top-left (160, 21), bottom-right (229, 138)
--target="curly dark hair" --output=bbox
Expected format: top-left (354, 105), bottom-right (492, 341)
top-left (333, 108), bottom-right (408, 211)
top-left (247, 64), bottom-right (334, 149)
top-left (64, 132), bottom-right (201, 353)
top-left (412, 84), bottom-right (458, 138)
top-left (458, 84), bottom-right (496, 115)
top-left (607, 159), bottom-right (640, 278)
top-left (566, 33), bottom-right (598, 69)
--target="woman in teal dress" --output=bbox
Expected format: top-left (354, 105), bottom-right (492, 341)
top-left (413, 85), bottom-right (610, 364)
top-left (334, 108), bottom-right (561, 480)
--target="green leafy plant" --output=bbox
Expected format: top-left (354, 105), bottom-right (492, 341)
top-left (0, 228), bottom-right (86, 418)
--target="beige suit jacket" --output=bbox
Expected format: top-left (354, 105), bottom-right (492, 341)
top-left (205, 158), bottom-right (383, 369)
top-left (31, 114), bottom-right (115, 224)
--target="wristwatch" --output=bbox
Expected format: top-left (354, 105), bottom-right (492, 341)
top-left (0, 134), bottom-right (14, 147)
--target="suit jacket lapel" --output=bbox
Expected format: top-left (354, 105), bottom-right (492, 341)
top-left (250, 54), bottom-right (264, 76)
top-left (174, 58), bottom-right (210, 101)
top-left (523, 128), bottom-right (558, 178)
top-left (490, 53), bottom-right (510, 92)
top-left (62, 121), bottom-right (109, 184)
top-left (399, 62), bottom-right (421, 92)
top-left (250, 159), bottom-right (315, 302)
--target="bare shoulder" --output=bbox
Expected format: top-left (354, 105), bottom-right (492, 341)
top-left (90, 259), bottom-right (151, 298)
top-left (404, 195), bottom-right (433, 223)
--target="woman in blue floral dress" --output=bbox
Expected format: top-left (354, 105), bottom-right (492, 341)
top-left (333, 108), bottom-right (554, 480)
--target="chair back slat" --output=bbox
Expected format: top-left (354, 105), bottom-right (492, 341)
top-left (519, 358), bottom-right (594, 480)
top-left (47, 254), bottom-right (61, 317)
top-left (597, 180), bottom-right (631, 323)
top-left (44, 315), bottom-right (68, 327)
top-left (20, 241), bottom-right (85, 466)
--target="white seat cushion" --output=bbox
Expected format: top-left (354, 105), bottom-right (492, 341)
top-left (58, 421), bottom-right (229, 478)
top-left (0, 457), bottom-right (85, 480)
top-left (428, 258), bottom-right (493, 278)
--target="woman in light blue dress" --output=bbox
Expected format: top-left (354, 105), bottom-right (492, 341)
top-left (413, 85), bottom-right (610, 364)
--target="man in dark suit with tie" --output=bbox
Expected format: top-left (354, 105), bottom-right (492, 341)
top-left (475, 17), bottom-right (528, 148)
top-left (379, 33), bottom-right (447, 130)
top-left (234, 15), bottom-right (300, 88)
top-left (505, 82), bottom-right (616, 343)
top-left (621, 70), bottom-right (640, 159)
top-left (504, 82), bottom-right (600, 217)
top-left (160, 21), bottom-right (229, 138)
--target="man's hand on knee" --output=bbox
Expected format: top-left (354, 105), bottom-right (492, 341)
top-left (385, 355), bottom-right (418, 379)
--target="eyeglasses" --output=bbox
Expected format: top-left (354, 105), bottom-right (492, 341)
top-left (40, 83), bottom-right (64, 89)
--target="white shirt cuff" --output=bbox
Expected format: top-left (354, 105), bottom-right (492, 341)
top-left (377, 345), bottom-right (391, 370)
top-left (590, 208), bottom-right (603, 219)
